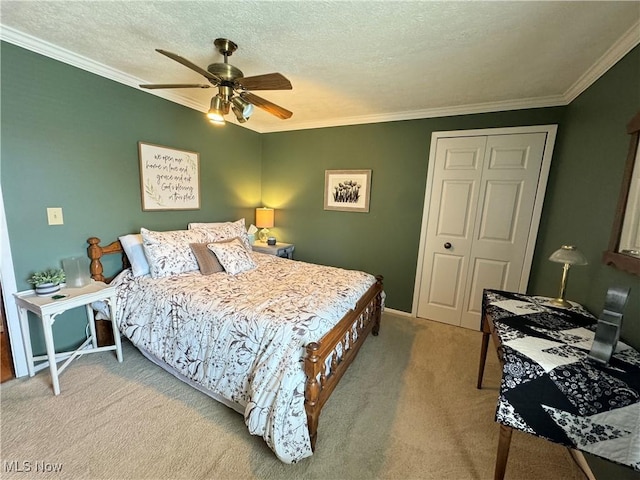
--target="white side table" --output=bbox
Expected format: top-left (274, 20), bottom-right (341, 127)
top-left (252, 242), bottom-right (295, 259)
top-left (14, 281), bottom-right (123, 395)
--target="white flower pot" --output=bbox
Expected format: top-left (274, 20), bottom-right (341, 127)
top-left (35, 282), bottom-right (61, 297)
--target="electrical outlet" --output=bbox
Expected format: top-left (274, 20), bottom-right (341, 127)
top-left (47, 207), bottom-right (64, 225)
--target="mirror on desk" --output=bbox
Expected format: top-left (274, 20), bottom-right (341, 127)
top-left (602, 110), bottom-right (640, 276)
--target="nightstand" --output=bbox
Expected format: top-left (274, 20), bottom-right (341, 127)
top-left (252, 242), bottom-right (295, 259)
top-left (14, 281), bottom-right (123, 395)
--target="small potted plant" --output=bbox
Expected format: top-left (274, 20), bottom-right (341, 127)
top-left (27, 268), bottom-right (66, 296)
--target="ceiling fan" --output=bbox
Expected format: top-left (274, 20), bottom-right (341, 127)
top-left (139, 38), bottom-right (293, 125)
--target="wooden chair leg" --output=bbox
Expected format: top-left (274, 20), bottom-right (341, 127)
top-left (494, 424), bottom-right (513, 480)
top-left (477, 331), bottom-right (490, 389)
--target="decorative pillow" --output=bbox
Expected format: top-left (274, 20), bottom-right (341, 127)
top-left (190, 242), bottom-right (224, 275)
top-left (141, 227), bottom-right (208, 279)
top-left (118, 233), bottom-right (150, 277)
top-left (207, 238), bottom-right (257, 275)
top-left (189, 218), bottom-right (251, 251)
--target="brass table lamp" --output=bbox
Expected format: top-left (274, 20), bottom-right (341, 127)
top-left (548, 245), bottom-right (588, 307)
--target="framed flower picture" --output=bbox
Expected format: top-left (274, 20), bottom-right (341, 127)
top-left (324, 169), bottom-right (372, 212)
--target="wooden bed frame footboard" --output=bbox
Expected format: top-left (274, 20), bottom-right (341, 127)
top-left (86, 236), bottom-right (383, 453)
top-left (304, 275), bottom-right (383, 451)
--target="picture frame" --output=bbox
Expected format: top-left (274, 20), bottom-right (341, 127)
top-left (138, 142), bottom-right (200, 211)
top-left (324, 169), bottom-right (372, 212)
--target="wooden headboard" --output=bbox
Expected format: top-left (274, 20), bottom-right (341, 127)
top-left (87, 237), bottom-right (130, 283)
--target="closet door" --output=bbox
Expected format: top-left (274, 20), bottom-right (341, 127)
top-left (417, 130), bottom-right (550, 330)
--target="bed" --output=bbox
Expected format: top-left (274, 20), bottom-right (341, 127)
top-left (86, 220), bottom-right (383, 463)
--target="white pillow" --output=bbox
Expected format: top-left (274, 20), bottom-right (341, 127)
top-left (118, 233), bottom-right (150, 277)
top-left (141, 227), bottom-right (208, 279)
top-left (189, 218), bottom-right (251, 250)
top-left (207, 238), bottom-right (256, 275)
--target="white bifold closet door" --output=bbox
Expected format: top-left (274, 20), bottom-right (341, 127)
top-left (416, 130), bottom-right (551, 330)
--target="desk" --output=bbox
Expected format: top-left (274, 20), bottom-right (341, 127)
top-left (14, 281), bottom-right (123, 395)
top-left (477, 289), bottom-right (640, 478)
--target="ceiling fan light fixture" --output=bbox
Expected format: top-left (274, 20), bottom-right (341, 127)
top-left (231, 96), bottom-right (254, 119)
top-left (207, 95), bottom-right (226, 122)
top-left (143, 39), bottom-right (293, 126)
top-left (232, 106), bottom-right (247, 123)
top-left (206, 111), bottom-right (225, 122)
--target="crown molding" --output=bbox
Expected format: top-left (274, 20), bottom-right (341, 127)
top-left (1, 25), bottom-right (138, 88)
top-left (261, 95), bottom-right (567, 133)
top-left (2, 22), bottom-right (637, 134)
top-left (563, 20), bottom-right (640, 104)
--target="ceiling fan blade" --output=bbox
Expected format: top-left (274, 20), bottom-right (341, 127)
top-left (236, 73), bottom-right (292, 91)
top-left (139, 83), bottom-right (211, 89)
top-left (156, 49), bottom-right (221, 83)
top-left (241, 92), bottom-right (293, 120)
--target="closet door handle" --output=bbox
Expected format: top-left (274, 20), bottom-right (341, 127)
top-left (444, 242), bottom-right (452, 249)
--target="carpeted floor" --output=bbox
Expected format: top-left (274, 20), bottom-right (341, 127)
top-left (0, 313), bottom-right (586, 479)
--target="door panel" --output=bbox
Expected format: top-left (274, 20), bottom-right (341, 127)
top-left (425, 253), bottom-right (465, 325)
top-left (488, 145), bottom-right (530, 169)
top-left (461, 258), bottom-right (509, 330)
top-left (478, 181), bottom-right (523, 242)
top-left (460, 133), bottom-right (547, 329)
top-left (444, 147), bottom-right (481, 170)
top-left (438, 181), bottom-right (474, 237)
top-left (417, 136), bottom-right (486, 324)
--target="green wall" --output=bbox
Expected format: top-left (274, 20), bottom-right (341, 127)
top-left (261, 110), bottom-right (566, 312)
top-left (1, 42), bottom-right (263, 352)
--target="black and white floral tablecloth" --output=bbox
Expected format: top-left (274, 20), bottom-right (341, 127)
top-left (484, 289), bottom-right (640, 471)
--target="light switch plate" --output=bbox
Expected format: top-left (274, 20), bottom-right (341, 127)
top-left (47, 207), bottom-right (64, 225)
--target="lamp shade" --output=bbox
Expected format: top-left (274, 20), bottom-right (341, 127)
top-left (255, 207), bottom-right (274, 228)
top-left (548, 245), bottom-right (588, 265)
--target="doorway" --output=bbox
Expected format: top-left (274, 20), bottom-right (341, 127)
top-left (1, 183), bottom-right (28, 378)
top-left (1, 282), bottom-right (15, 382)
top-left (413, 125), bottom-right (557, 330)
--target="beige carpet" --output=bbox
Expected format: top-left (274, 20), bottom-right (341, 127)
top-left (1, 313), bottom-right (585, 480)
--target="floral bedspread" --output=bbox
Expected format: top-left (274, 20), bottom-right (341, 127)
top-left (111, 253), bottom-right (376, 463)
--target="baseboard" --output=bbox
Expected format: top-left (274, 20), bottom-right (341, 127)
top-left (383, 307), bottom-right (412, 317)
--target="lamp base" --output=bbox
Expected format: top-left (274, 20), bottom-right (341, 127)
top-left (549, 297), bottom-right (571, 308)
top-left (258, 228), bottom-right (270, 243)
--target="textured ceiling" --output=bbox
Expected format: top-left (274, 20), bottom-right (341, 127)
top-left (1, 1), bottom-right (639, 133)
